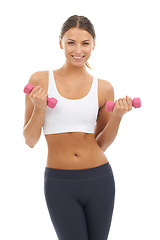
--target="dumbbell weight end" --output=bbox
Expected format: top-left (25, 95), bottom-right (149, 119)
top-left (105, 97), bottom-right (141, 112)
top-left (46, 96), bottom-right (57, 109)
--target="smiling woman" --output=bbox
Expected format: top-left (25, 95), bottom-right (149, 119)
top-left (59, 15), bottom-right (96, 69)
top-left (23, 14), bottom-right (116, 240)
top-left (59, 27), bottom-right (95, 68)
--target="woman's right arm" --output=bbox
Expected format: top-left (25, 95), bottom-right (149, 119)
top-left (23, 72), bottom-right (48, 148)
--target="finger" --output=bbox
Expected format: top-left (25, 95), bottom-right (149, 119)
top-left (122, 98), bottom-right (128, 109)
top-left (115, 100), bottom-right (119, 107)
top-left (126, 95), bottom-right (132, 100)
top-left (126, 95), bottom-right (132, 109)
top-left (41, 90), bottom-right (48, 97)
top-left (118, 98), bottom-right (123, 106)
top-left (40, 89), bottom-right (46, 94)
top-left (126, 97), bottom-right (131, 106)
top-left (126, 95), bottom-right (132, 103)
top-left (34, 87), bottom-right (44, 96)
top-left (32, 86), bottom-right (41, 93)
top-left (119, 98), bottom-right (127, 110)
top-left (29, 86), bottom-right (41, 96)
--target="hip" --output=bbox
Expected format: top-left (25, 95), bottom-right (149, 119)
top-left (44, 162), bottom-right (115, 213)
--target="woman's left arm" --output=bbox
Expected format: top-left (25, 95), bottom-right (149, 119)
top-left (96, 114), bottom-right (122, 151)
top-left (96, 82), bottom-right (133, 152)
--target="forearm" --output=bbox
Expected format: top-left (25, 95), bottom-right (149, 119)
top-left (96, 114), bottom-right (122, 152)
top-left (23, 108), bottom-right (45, 147)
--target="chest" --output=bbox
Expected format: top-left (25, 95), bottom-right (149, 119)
top-left (55, 80), bottom-right (91, 99)
top-left (41, 72), bottom-right (105, 110)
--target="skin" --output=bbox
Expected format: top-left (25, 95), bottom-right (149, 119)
top-left (23, 27), bottom-right (133, 170)
top-left (58, 27), bottom-right (95, 79)
top-left (45, 27), bottom-right (109, 169)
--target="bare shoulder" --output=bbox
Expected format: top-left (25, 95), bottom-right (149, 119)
top-left (98, 78), bottom-right (115, 105)
top-left (98, 78), bottom-right (113, 90)
top-left (28, 70), bottom-right (49, 90)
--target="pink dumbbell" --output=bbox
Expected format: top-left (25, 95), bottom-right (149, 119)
top-left (106, 97), bottom-right (141, 112)
top-left (23, 83), bottom-right (57, 109)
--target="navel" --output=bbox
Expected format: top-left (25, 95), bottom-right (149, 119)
top-left (74, 153), bottom-right (78, 157)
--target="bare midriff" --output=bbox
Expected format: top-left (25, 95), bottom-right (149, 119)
top-left (45, 132), bottom-right (108, 170)
top-left (41, 69), bottom-right (109, 170)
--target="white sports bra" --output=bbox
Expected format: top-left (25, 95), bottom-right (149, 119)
top-left (42, 70), bottom-right (99, 135)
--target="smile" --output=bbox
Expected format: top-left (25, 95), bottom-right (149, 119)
top-left (72, 55), bottom-right (85, 60)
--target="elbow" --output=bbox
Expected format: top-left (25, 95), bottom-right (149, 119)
top-left (101, 145), bottom-right (107, 152)
top-left (24, 138), bottom-right (36, 148)
top-left (23, 130), bottom-right (37, 148)
top-left (25, 141), bottom-right (35, 148)
top-left (96, 136), bottom-right (103, 151)
top-left (97, 141), bottom-right (107, 152)
top-left (96, 136), bottom-right (108, 152)
top-left (28, 144), bottom-right (35, 148)
top-left (98, 142), bottom-right (108, 152)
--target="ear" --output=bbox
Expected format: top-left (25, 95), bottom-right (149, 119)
top-left (92, 40), bottom-right (95, 50)
top-left (59, 35), bottom-right (63, 49)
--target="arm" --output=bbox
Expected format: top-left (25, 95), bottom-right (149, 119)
top-left (95, 80), bottom-right (121, 151)
top-left (96, 114), bottom-right (122, 151)
top-left (23, 108), bottom-right (45, 148)
top-left (95, 81), bottom-right (132, 152)
top-left (23, 71), bottom-right (46, 148)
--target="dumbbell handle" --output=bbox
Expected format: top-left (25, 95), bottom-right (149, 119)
top-left (23, 83), bottom-right (57, 109)
top-left (106, 97), bottom-right (141, 112)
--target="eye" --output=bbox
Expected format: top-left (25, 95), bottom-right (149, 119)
top-left (67, 42), bottom-right (89, 45)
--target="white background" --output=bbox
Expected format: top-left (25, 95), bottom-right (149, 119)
top-left (1, 0), bottom-right (160, 239)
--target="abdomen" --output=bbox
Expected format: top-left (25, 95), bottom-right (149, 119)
top-left (45, 132), bottom-right (108, 170)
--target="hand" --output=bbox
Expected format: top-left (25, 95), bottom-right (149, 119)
top-left (29, 86), bottom-right (48, 111)
top-left (112, 95), bottom-right (132, 118)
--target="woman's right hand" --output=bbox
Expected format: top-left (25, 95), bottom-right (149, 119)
top-left (29, 86), bottom-right (48, 111)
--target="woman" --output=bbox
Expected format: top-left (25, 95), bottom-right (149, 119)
top-left (23, 15), bottom-right (132, 240)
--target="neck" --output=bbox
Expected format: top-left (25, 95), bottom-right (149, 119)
top-left (61, 61), bottom-right (89, 77)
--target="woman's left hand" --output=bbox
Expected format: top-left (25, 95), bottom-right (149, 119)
top-left (112, 95), bottom-right (133, 118)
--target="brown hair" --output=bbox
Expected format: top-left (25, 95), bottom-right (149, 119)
top-left (60, 15), bottom-right (96, 69)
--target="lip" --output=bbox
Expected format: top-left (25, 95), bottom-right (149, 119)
top-left (71, 55), bottom-right (85, 61)
top-left (71, 55), bottom-right (85, 58)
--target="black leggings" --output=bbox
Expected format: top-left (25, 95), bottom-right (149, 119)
top-left (44, 162), bottom-right (115, 240)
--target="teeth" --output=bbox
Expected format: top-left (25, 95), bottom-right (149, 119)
top-left (72, 56), bottom-right (84, 59)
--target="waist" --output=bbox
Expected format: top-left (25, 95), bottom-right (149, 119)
top-left (46, 144), bottom-right (108, 170)
top-left (44, 162), bottom-right (113, 180)
top-left (45, 132), bottom-right (108, 169)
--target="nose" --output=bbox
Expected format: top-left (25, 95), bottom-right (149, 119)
top-left (74, 44), bottom-right (83, 54)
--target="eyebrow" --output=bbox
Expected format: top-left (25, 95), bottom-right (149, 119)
top-left (67, 39), bottom-right (90, 42)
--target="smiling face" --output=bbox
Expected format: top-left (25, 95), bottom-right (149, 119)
top-left (59, 27), bottom-right (95, 68)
